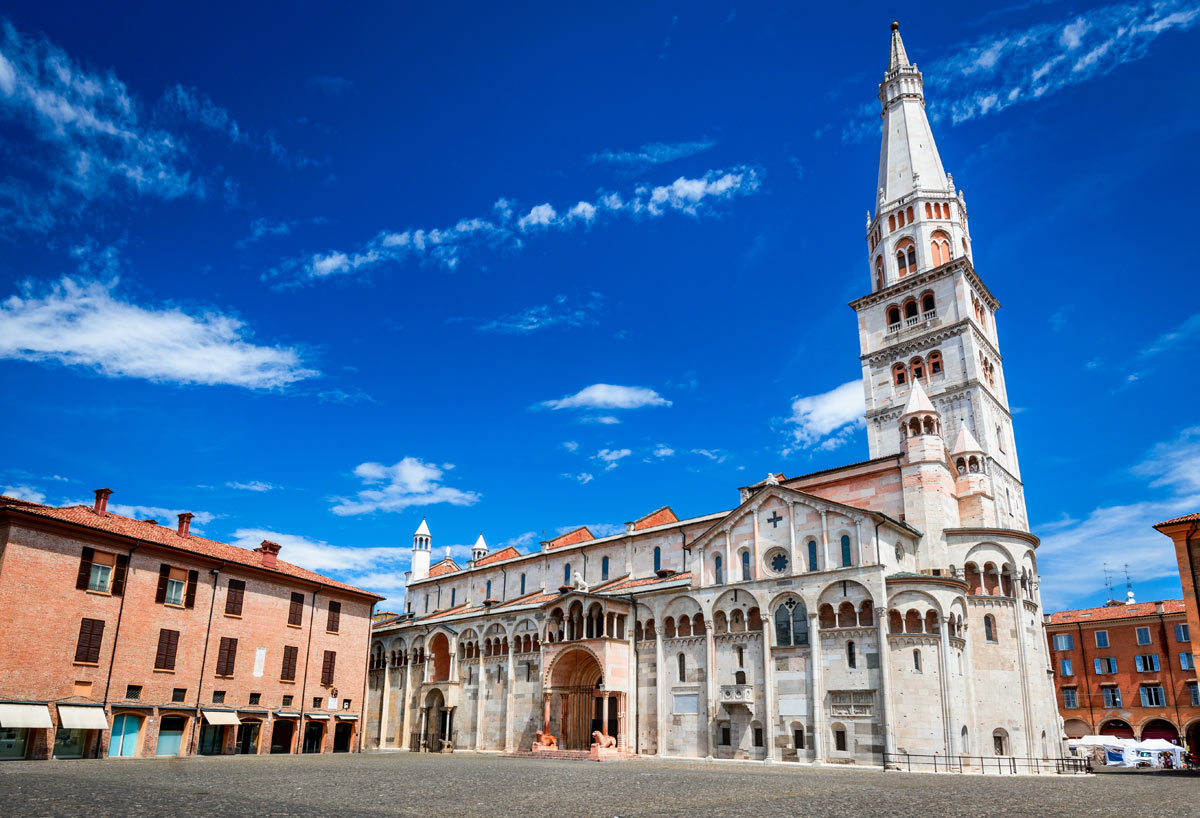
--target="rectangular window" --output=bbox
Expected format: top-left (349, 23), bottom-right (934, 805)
top-left (88, 562), bottom-right (113, 593)
top-left (753, 726), bottom-right (764, 747)
top-left (1094, 657), bottom-right (1117, 675)
top-left (1052, 634), bottom-right (1074, 651)
top-left (1095, 630), bottom-right (1109, 648)
top-left (215, 636), bottom-right (238, 677)
top-left (74, 618), bottom-right (104, 664)
top-left (1060, 659), bottom-right (1073, 676)
top-left (172, 688), bottom-right (187, 703)
top-left (1177, 624), bottom-right (1191, 643)
top-left (225, 579), bottom-right (245, 616)
top-left (1136, 626), bottom-right (1151, 645)
top-left (1062, 688), bottom-right (1077, 708)
top-left (327, 600), bottom-right (341, 633)
top-left (288, 592), bottom-right (305, 626)
top-left (1134, 654), bottom-right (1160, 672)
top-left (834, 729), bottom-right (847, 752)
top-left (1102, 687), bottom-right (1122, 708)
top-left (165, 577), bottom-right (185, 606)
top-left (312, 697), bottom-right (323, 709)
top-left (720, 724), bottom-right (731, 746)
top-left (794, 728), bottom-right (805, 750)
top-left (321, 650), bottom-right (336, 686)
top-left (281, 645), bottom-right (299, 681)
top-left (342, 699), bottom-right (351, 710)
top-left (125, 685), bottom-right (142, 700)
top-left (212, 690), bottom-right (226, 704)
top-left (282, 695), bottom-right (293, 708)
top-left (1190, 683), bottom-right (1199, 707)
top-left (248, 693), bottom-right (261, 706)
top-left (154, 629), bottom-right (180, 671)
top-left (1139, 685), bottom-right (1165, 707)
top-left (1181, 652), bottom-right (1195, 671)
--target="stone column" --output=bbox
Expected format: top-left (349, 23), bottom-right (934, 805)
top-left (504, 646), bottom-right (516, 752)
top-left (788, 502), bottom-right (799, 572)
top-left (938, 615), bottom-right (955, 756)
top-left (705, 620), bottom-right (716, 759)
top-left (627, 616), bottom-right (639, 754)
top-left (875, 606), bottom-right (896, 759)
top-left (601, 691), bottom-right (610, 736)
top-left (560, 692), bottom-right (570, 750)
top-left (820, 510), bottom-right (830, 570)
top-left (752, 506), bottom-right (762, 579)
top-left (761, 609), bottom-right (776, 763)
top-left (724, 530), bottom-right (733, 583)
top-left (1010, 585), bottom-right (1036, 757)
top-left (378, 659), bottom-right (392, 750)
top-left (474, 662), bottom-right (486, 750)
top-left (810, 613), bottom-right (824, 764)
top-left (400, 652), bottom-right (414, 751)
top-left (655, 625), bottom-right (666, 755)
top-left (417, 707), bottom-right (427, 752)
top-left (855, 518), bottom-right (866, 566)
top-left (543, 691), bottom-right (552, 734)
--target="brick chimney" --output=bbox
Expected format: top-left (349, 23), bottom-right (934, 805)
top-left (177, 512), bottom-right (194, 538)
top-left (93, 488), bottom-right (112, 517)
top-left (1154, 600), bottom-right (1165, 615)
top-left (257, 540), bottom-right (281, 568)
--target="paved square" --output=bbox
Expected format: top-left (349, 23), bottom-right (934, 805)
top-left (3, 753), bottom-right (1198, 818)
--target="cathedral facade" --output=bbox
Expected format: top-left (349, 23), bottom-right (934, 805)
top-left (364, 23), bottom-right (1063, 766)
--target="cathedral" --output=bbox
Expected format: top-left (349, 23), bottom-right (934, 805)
top-left (365, 23), bottom-right (1064, 766)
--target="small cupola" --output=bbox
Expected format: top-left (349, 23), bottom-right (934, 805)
top-left (950, 424), bottom-right (986, 476)
top-left (471, 533), bottom-right (488, 564)
top-left (898, 378), bottom-right (941, 440)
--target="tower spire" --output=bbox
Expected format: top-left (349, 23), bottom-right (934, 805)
top-left (889, 21), bottom-right (909, 70)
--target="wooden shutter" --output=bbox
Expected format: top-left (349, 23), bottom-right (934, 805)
top-left (155, 629), bottom-right (180, 670)
top-left (111, 554), bottom-right (129, 597)
top-left (225, 579), bottom-right (245, 616)
top-left (327, 601), bottom-right (341, 633)
top-left (184, 570), bottom-right (199, 609)
top-left (216, 636), bottom-right (238, 676)
top-left (288, 592), bottom-right (304, 626)
top-left (76, 547), bottom-right (95, 590)
top-left (281, 645), bottom-right (298, 681)
top-left (321, 650), bottom-right (335, 685)
top-left (75, 618), bottom-right (104, 663)
top-left (155, 564), bottom-right (171, 603)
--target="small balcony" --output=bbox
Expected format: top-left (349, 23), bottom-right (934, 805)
top-left (886, 310), bottom-right (937, 337)
top-left (719, 684), bottom-right (754, 707)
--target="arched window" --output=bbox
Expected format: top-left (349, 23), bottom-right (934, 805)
top-left (892, 363), bottom-right (907, 386)
top-left (601, 556), bottom-right (609, 581)
top-left (807, 540), bottom-right (818, 571)
top-left (677, 653), bottom-right (686, 683)
top-left (520, 573), bottom-right (526, 595)
top-left (984, 614), bottom-right (997, 643)
top-left (897, 209), bottom-right (905, 227)
top-left (921, 292), bottom-right (935, 314)
top-left (930, 230), bottom-right (951, 267)
top-left (910, 357), bottom-right (925, 380)
top-left (653, 547), bottom-right (661, 573)
top-left (993, 729), bottom-right (1008, 756)
top-left (906, 206), bottom-right (914, 223)
top-left (564, 564), bottom-right (571, 587)
top-left (928, 351), bottom-right (943, 375)
top-left (736, 646), bottom-right (745, 667)
top-left (887, 306), bottom-right (901, 328)
top-left (897, 250), bottom-right (908, 277)
top-left (451, 588), bottom-right (457, 607)
top-left (903, 299), bottom-right (919, 319)
top-left (714, 554), bottom-right (723, 585)
top-left (888, 214), bottom-right (896, 231)
top-left (913, 649), bottom-right (922, 672)
top-left (774, 604), bottom-right (791, 647)
top-left (847, 640), bottom-right (857, 669)
top-left (484, 581), bottom-right (491, 601)
top-left (924, 202), bottom-right (932, 218)
top-left (875, 257), bottom-right (884, 290)
top-left (735, 669), bottom-right (746, 684)
top-left (741, 550), bottom-right (751, 581)
top-left (773, 599), bottom-right (809, 646)
top-left (840, 535), bottom-right (852, 567)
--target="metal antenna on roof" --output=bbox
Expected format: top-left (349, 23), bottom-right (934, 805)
top-left (1103, 563), bottom-right (1114, 603)
top-left (1124, 564), bottom-right (1135, 604)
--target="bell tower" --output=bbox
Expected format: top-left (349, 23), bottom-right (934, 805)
top-left (850, 22), bottom-right (1028, 532)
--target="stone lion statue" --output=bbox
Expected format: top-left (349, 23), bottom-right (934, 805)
top-left (591, 731), bottom-right (616, 749)
top-left (535, 730), bottom-right (558, 749)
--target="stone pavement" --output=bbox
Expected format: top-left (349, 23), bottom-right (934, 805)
top-left (2, 752), bottom-right (1198, 818)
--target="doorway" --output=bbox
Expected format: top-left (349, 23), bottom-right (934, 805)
top-left (333, 721), bottom-right (353, 753)
top-left (235, 720), bottom-right (261, 754)
top-left (109, 714), bottom-right (141, 757)
top-left (269, 720), bottom-right (294, 754)
top-left (198, 723), bottom-right (225, 755)
top-left (156, 715), bottom-right (188, 756)
top-left (303, 720), bottom-right (325, 754)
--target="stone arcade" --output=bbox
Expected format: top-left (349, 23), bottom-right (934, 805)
top-left (364, 23), bottom-right (1064, 766)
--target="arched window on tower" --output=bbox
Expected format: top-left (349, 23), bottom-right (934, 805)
top-left (485, 581), bottom-right (491, 601)
top-left (984, 614), bottom-right (997, 643)
top-left (741, 550), bottom-right (751, 581)
top-left (928, 351), bottom-right (943, 375)
top-left (903, 299), bottom-right (919, 320)
top-left (921, 291), bottom-right (935, 316)
top-left (678, 653), bottom-right (686, 683)
top-left (888, 214), bottom-right (896, 231)
top-left (847, 640), bottom-right (857, 669)
top-left (924, 202), bottom-right (932, 218)
top-left (875, 257), bottom-right (885, 290)
top-left (906, 206), bottom-right (914, 223)
top-left (910, 357), bottom-right (925, 380)
top-left (887, 306), bottom-right (901, 330)
top-left (897, 209), bottom-right (905, 227)
top-left (892, 363), bottom-right (907, 386)
top-left (930, 230), bottom-right (952, 267)
top-left (913, 649), bottom-right (922, 672)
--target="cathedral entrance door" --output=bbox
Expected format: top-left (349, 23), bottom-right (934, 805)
top-left (547, 647), bottom-right (604, 751)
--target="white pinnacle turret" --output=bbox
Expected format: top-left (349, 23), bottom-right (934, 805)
top-left (951, 424), bottom-right (985, 456)
top-left (415, 519), bottom-right (431, 537)
top-left (900, 378), bottom-right (937, 419)
top-left (471, 533), bottom-right (488, 563)
top-left (410, 518), bottom-right (432, 581)
top-left (877, 21), bottom-right (948, 205)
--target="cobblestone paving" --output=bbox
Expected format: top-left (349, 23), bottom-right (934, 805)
top-left (3, 753), bottom-right (1198, 818)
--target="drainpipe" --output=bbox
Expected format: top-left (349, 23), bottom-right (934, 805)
top-left (188, 561), bottom-right (224, 756)
top-left (100, 543), bottom-right (139, 758)
top-left (1075, 622), bottom-right (1096, 733)
top-left (296, 587), bottom-right (321, 754)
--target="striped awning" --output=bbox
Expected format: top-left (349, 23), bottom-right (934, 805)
top-left (304, 713), bottom-right (331, 720)
top-left (0, 703), bottom-right (53, 728)
top-left (335, 713), bottom-right (359, 721)
top-left (58, 705), bottom-right (109, 730)
top-left (201, 710), bottom-right (242, 725)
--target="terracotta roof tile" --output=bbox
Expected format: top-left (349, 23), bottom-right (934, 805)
top-left (474, 545), bottom-right (520, 567)
top-left (492, 590), bottom-right (552, 608)
top-left (1154, 511), bottom-right (1200, 528)
top-left (427, 558), bottom-right (461, 578)
top-left (0, 497), bottom-right (380, 598)
top-left (542, 527), bottom-right (594, 550)
top-left (1048, 599), bottom-right (1186, 624)
top-left (630, 506), bottom-right (677, 531)
top-left (604, 571), bottom-right (691, 592)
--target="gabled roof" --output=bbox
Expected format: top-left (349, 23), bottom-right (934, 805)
top-left (414, 519), bottom-right (431, 536)
top-left (602, 572), bottom-right (692, 592)
top-left (1048, 599), bottom-right (1186, 625)
top-left (542, 526), bottom-right (594, 550)
top-left (629, 506), bottom-right (677, 531)
top-left (950, 425), bottom-right (984, 455)
top-left (428, 557), bottom-right (461, 578)
top-left (901, 378), bottom-right (936, 418)
top-left (1154, 512), bottom-right (1200, 529)
top-left (0, 496), bottom-right (381, 599)
top-left (474, 545), bottom-right (520, 567)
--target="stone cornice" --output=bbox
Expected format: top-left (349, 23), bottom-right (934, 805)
top-left (944, 527), bottom-right (1039, 547)
top-left (848, 258), bottom-right (1000, 313)
top-left (863, 320), bottom-right (968, 367)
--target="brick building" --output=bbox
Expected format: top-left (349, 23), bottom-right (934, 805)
top-left (1045, 599), bottom-right (1197, 754)
top-left (0, 490), bottom-right (380, 761)
top-left (1156, 513), bottom-right (1200, 661)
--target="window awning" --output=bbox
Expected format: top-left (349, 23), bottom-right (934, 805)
top-left (304, 713), bottom-right (331, 720)
top-left (335, 713), bottom-right (359, 720)
top-left (201, 710), bottom-right (242, 725)
top-left (0, 703), bottom-right (53, 728)
top-left (58, 705), bottom-right (109, 730)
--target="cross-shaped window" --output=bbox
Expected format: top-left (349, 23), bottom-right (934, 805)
top-left (767, 511), bottom-right (783, 528)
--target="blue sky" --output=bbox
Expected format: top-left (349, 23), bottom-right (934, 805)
top-left (1, 1), bottom-right (1198, 613)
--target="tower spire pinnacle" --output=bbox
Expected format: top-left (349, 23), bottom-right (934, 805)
top-left (889, 21), bottom-right (909, 70)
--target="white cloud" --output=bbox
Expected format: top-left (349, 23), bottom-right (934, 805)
top-left (561, 440), bottom-right (579, 453)
top-left (274, 166), bottom-right (761, 283)
top-left (930, 1), bottom-right (1200, 124)
top-left (653, 445), bottom-right (675, 458)
top-left (0, 20), bottom-right (195, 232)
top-left (477, 293), bottom-right (604, 334)
top-left (690, 448), bottom-right (729, 463)
top-left (237, 216), bottom-right (326, 248)
top-left (0, 276), bottom-right (318, 389)
top-left (590, 139), bottom-right (717, 168)
top-left (580, 415), bottom-right (621, 425)
top-left (594, 448), bottom-right (632, 471)
top-left (1, 485), bottom-right (45, 502)
top-left (330, 457), bottom-right (481, 516)
top-left (783, 380), bottom-right (865, 452)
top-left (540, 383), bottom-right (671, 411)
top-left (560, 472), bottom-right (595, 484)
top-left (226, 480), bottom-right (276, 492)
